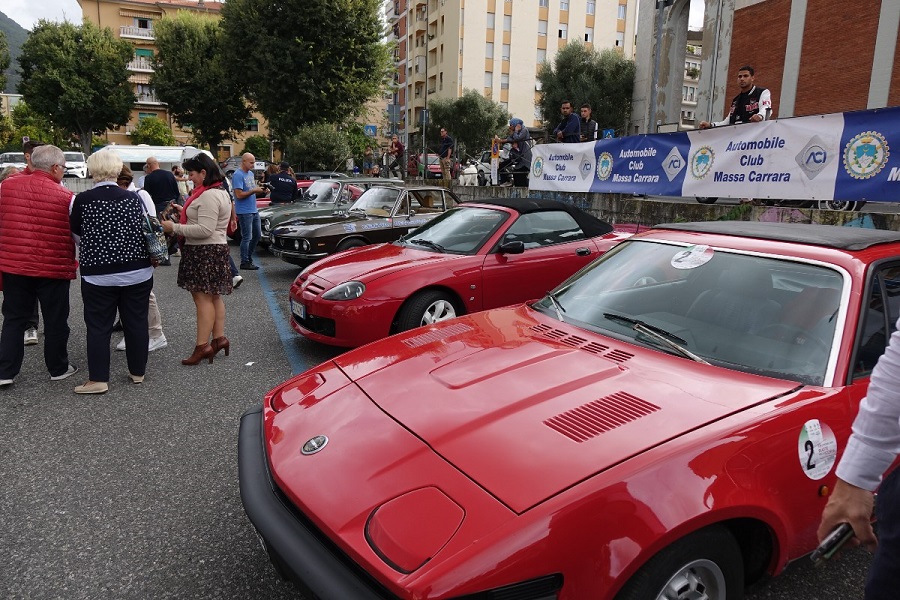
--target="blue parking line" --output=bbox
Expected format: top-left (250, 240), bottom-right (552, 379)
top-left (257, 266), bottom-right (310, 375)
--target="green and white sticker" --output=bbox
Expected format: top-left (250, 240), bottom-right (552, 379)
top-left (798, 419), bottom-right (838, 480)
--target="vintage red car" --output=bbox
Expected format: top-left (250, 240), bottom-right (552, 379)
top-left (288, 198), bottom-right (629, 347)
top-left (240, 221), bottom-right (900, 599)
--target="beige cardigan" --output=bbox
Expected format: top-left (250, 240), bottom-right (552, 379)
top-left (170, 188), bottom-right (231, 245)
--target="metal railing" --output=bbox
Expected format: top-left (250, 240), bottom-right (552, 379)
top-left (120, 26), bottom-right (154, 39)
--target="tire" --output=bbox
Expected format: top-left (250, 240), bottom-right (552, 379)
top-left (397, 290), bottom-right (460, 331)
top-left (817, 200), bottom-right (866, 211)
top-left (615, 526), bottom-right (744, 600)
top-left (336, 238), bottom-right (366, 253)
top-left (696, 197), bottom-right (718, 204)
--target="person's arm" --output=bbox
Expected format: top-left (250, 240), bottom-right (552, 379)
top-left (753, 88), bottom-right (773, 122)
top-left (564, 115), bottom-right (581, 139)
top-left (168, 191), bottom-right (223, 239)
top-left (232, 171), bottom-right (264, 200)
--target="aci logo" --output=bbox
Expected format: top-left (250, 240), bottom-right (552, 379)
top-left (579, 155), bottom-right (594, 179)
top-left (843, 130), bottom-right (890, 180)
top-left (596, 152), bottom-right (613, 181)
top-left (690, 146), bottom-right (715, 179)
top-left (662, 147), bottom-right (686, 182)
top-left (795, 135), bottom-right (833, 180)
top-left (531, 156), bottom-right (544, 178)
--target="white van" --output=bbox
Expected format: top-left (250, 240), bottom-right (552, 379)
top-left (63, 151), bottom-right (87, 178)
top-left (93, 144), bottom-right (215, 174)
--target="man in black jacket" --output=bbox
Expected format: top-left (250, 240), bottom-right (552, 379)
top-left (267, 162), bottom-right (297, 204)
top-left (699, 65), bottom-right (773, 129)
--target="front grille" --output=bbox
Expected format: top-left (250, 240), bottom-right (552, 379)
top-left (294, 313), bottom-right (336, 337)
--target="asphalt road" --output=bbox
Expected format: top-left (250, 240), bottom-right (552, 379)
top-left (0, 243), bottom-right (875, 599)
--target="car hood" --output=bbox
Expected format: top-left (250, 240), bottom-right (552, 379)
top-left (304, 243), bottom-right (460, 285)
top-left (274, 212), bottom-right (365, 233)
top-left (332, 305), bottom-right (803, 513)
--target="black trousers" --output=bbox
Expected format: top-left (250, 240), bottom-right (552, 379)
top-left (0, 273), bottom-right (71, 379)
top-left (81, 277), bottom-right (153, 382)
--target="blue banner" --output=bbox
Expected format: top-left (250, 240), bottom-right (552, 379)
top-left (530, 106), bottom-right (900, 202)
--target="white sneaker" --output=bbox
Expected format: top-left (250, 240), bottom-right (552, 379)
top-left (0, 378), bottom-right (14, 387)
top-left (232, 275), bottom-right (244, 289)
top-left (148, 335), bottom-right (168, 352)
top-left (115, 337), bottom-right (127, 351)
top-left (50, 364), bottom-right (79, 381)
top-left (24, 328), bottom-right (38, 345)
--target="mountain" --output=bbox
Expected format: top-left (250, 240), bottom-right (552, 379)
top-left (0, 10), bottom-right (29, 94)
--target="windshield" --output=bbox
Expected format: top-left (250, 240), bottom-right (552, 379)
top-left (531, 239), bottom-right (844, 385)
top-left (400, 206), bottom-right (509, 254)
top-left (1, 153), bottom-right (25, 163)
top-left (64, 153), bottom-right (85, 162)
top-left (347, 187), bottom-right (400, 216)
top-left (303, 180), bottom-right (339, 203)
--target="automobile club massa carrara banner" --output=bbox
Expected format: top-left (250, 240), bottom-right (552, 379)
top-left (529, 106), bottom-right (900, 202)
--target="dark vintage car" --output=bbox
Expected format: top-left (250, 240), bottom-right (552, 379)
top-left (260, 177), bottom-right (403, 246)
top-left (270, 186), bottom-right (459, 265)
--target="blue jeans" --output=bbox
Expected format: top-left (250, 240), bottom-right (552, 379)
top-left (867, 467), bottom-right (900, 599)
top-left (238, 212), bottom-right (261, 265)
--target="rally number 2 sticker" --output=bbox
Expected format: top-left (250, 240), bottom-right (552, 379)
top-left (798, 419), bottom-right (838, 480)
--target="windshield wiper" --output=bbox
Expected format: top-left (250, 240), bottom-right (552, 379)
top-left (546, 291), bottom-right (566, 322)
top-left (602, 312), bottom-right (709, 365)
top-left (408, 238), bottom-right (445, 252)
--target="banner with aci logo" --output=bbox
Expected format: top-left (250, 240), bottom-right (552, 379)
top-left (529, 106), bottom-right (900, 202)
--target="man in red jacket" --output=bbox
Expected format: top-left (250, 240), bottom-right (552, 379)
top-left (0, 145), bottom-right (79, 386)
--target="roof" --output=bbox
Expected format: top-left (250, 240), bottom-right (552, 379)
top-left (655, 221), bottom-right (900, 251)
top-left (466, 197), bottom-right (614, 237)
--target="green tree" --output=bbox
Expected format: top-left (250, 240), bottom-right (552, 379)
top-left (426, 90), bottom-right (510, 160)
top-left (129, 116), bottom-right (177, 146)
top-left (220, 0), bottom-right (392, 136)
top-left (17, 20), bottom-right (134, 155)
top-left (0, 32), bottom-right (10, 94)
top-left (242, 135), bottom-right (270, 160)
top-left (151, 12), bottom-right (249, 152)
top-left (9, 100), bottom-right (71, 148)
top-left (536, 43), bottom-right (635, 137)
top-left (283, 124), bottom-right (350, 172)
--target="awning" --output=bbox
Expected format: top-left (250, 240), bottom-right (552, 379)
top-left (129, 74), bottom-right (151, 84)
top-left (119, 9), bottom-right (162, 18)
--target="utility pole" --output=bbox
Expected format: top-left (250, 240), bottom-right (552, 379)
top-left (422, 0), bottom-right (429, 180)
top-left (649, 0), bottom-right (675, 133)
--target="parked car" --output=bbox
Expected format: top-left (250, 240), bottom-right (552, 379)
top-left (240, 220), bottom-right (900, 599)
top-left (0, 152), bottom-right (27, 171)
top-left (220, 155), bottom-right (267, 178)
top-left (259, 177), bottom-right (402, 246)
top-left (269, 186), bottom-right (458, 265)
top-left (62, 152), bottom-right (87, 178)
top-left (288, 198), bottom-right (629, 347)
top-left (416, 153), bottom-right (442, 179)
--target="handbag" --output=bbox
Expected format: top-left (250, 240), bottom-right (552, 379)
top-left (142, 209), bottom-right (169, 263)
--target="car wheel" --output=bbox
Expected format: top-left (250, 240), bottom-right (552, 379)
top-left (397, 291), bottom-right (460, 331)
top-left (696, 197), bottom-right (718, 204)
top-left (816, 200), bottom-right (865, 211)
top-left (615, 526), bottom-right (743, 600)
top-left (336, 239), bottom-right (366, 252)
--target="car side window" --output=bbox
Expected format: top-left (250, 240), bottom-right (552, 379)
top-left (502, 211), bottom-right (585, 250)
top-left (854, 264), bottom-right (900, 379)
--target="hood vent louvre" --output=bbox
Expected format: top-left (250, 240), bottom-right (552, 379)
top-left (544, 392), bottom-right (660, 442)
top-left (530, 325), bottom-right (633, 363)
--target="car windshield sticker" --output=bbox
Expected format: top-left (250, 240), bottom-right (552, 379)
top-left (798, 419), bottom-right (838, 480)
top-left (671, 244), bottom-right (714, 270)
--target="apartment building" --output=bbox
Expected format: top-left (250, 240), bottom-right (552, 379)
top-left (680, 29), bottom-right (702, 130)
top-left (76, 0), bottom-right (268, 158)
top-left (386, 0), bottom-right (636, 145)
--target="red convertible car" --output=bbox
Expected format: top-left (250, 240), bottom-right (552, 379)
top-left (288, 198), bottom-right (630, 347)
top-left (240, 221), bottom-right (900, 599)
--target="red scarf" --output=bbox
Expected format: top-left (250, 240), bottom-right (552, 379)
top-left (179, 184), bottom-right (212, 224)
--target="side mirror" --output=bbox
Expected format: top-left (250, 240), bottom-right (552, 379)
top-left (498, 240), bottom-right (525, 254)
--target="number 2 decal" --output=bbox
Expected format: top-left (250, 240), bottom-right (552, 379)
top-left (798, 420), bottom-right (837, 480)
top-left (804, 439), bottom-right (816, 471)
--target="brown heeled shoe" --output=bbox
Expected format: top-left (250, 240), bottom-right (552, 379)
top-left (211, 336), bottom-right (230, 357)
top-left (182, 343), bottom-right (215, 365)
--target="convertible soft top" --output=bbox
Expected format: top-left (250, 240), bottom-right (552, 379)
top-left (656, 221), bottom-right (900, 251)
top-left (468, 197), bottom-right (614, 237)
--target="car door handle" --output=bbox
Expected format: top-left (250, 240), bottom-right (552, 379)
top-left (576, 247), bottom-right (591, 256)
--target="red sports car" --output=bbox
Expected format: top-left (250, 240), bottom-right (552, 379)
top-left (240, 221), bottom-right (900, 599)
top-left (288, 198), bottom-right (630, 347)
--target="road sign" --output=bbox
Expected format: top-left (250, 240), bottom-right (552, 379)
top-left (364, 125), bottom-right (377, 137)
top-left (602, 128), bottom-right (616, 139)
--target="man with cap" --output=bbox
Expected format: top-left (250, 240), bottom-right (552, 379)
top-left (267, 161), bottom-right (298, 205)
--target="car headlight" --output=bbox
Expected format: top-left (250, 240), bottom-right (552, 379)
top-left (321, 281), bottom-right (365, 301)
top-left (262, 219), bottom-right (270, 233)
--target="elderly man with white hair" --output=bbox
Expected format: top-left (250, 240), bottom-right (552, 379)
top-left (0, 144), bottom-right (79, 387)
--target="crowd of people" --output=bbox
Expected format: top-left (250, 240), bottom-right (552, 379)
top-left (0, 143), bottom-right (239, 395)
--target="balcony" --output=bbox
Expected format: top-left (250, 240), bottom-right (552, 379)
top-left (135, 93), bottom-right (164, 105)
top-left (120, 25), bottom-right (154, 40)
top-left (127, 57), bottom-right (154, 72)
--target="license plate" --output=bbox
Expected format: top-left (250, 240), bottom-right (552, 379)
top-left (290, 299), bottom-right (306, 321)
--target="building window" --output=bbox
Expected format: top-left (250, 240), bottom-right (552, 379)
top-left (487, 12), bottom-right (495, 29)
top-left (539, 0), bottom-right (549, 7)
top-left (616, 31), bottom-right (625, 46)
top-left (501, 101), bottom-right (508, 110)
top-left (587, 1), bottom-right (595, 15)
top-left (584, 27), bottom-right (593, 43)
top-left (561, 1), bottom-right (569, 10)
top-left (246, 118), bottom-right (259, 132)
top-left (486, 42), bottom-right (494, 59)
top-left (535, 80), bottom-right (543, 91)
top-left (559, 24), bottom-right (567, 39)
top-left (503, 15), bottom-right (511, 31)
top-left (484, 71), bottom-right (493, 88)
top-left (537, 48), bottom-right (547, 63)
top-left (134, 17), bottom-right (151, 29)
top-left (502, 43), bottom-right (510, 60)
top-left (501, 74), bottom-right (509, 89)
top-left (138, 112), bottom-right (156, 120)
top-left (439, 72), bottom-right (443, 90)
top-left (534, 106), bottom-right (543, 120)
top-left (538, 20), bottom-right (547, 36)
top-left (135, 48), bottom-right (153, 58)
top-left (618, 4), bottom-right (627, 19)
